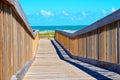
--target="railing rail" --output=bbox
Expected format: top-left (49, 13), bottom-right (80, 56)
top-left (3, 0), bottom-right (35, 38)
top-left (55, 9), bottom-right (120, 73)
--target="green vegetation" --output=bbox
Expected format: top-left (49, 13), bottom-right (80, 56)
top-left (40, 31), bottom-right (55, 36)
top-left (39, 31), bottom-right (55, 40)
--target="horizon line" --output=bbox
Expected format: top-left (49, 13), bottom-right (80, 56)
top-left (31, 25), bottom-right (88, 26)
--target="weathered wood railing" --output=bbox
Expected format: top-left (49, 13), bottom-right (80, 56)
top-left (55, 9), bottom-right (120, 73)
top-left (0, 0), bottom-right (39, 80)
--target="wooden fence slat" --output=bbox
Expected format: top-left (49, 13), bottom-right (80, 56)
top-left (119, 21), bottom-right (120, 64)
top-left (0, 2), bottom-right (3, 80)
top-left (111, 22), bottom-right (117, 63)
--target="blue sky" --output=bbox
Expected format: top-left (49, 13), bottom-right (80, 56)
top-left (19, 0), bottom-right (120, 26)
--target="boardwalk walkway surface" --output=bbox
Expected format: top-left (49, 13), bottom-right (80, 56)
top-left (23, 39), bottom-right (95, 80)
top-left (23, 39), bottom-right (120, 80)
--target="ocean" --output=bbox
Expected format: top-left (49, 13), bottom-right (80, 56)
top-left (32, 25), bottom-right (87, 32)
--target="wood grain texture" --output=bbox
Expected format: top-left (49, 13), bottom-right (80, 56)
top-left (0, 2), bottom-right (3, 80)
top-left (98, 26), bottom-right (107, 61)
top-left (0, 1), bottom-right (39, 80)
top-left (111, 22), bottom-right (117, 63)
top-left (118, 20), bottom-right (120, 64)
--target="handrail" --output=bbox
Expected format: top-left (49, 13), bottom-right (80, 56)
top-left (3, 0), bottom-right (37, 38)
top-left (56, 9), bottom-right (120, 38)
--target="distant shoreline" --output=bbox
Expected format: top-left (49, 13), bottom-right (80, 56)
top-left (32, 25), bottom-right (87, 32)
top-left (38, 30), bottom-right (77, 33)
top-left (38, 30), bottom-right (77, 40)
top-left (39, 30), bottom-right (55, 33)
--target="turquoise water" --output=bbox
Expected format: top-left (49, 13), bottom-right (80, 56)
top-left (32, 25), bottom-right (87, 32)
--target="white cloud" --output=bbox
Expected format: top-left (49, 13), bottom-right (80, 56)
top-left (62, 11), bottom-right (69, 16)
top-left (82, 11), bottom-right (86, 17)
top-left (41, 10), bottom-right (54, 17)
top-left (102, 9), bottom-right (107, 15)
top-left (111, 8), bottom-right (116, 12)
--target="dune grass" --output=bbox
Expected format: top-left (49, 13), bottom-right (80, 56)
top-left (39, 31), bottom-right (55, 40)
top-left (40, 31), bottom-right (55, 36)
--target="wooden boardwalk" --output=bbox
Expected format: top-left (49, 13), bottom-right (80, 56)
top-left (23, 39), bottom-right (96, 80)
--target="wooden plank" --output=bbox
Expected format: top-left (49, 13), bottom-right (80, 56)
top-left (69, 38), bottom-right (72, 54)
top-left (84, 34), bottom-right (87, 58)
top-left (7, 5), bottom-right (11, 79)
top-left (73, 37), bottom-right (78, 56)
top-left (83, 34), bottom-right (86, 57)
top-left (104, 26), bottom-right (107, 61)
top-left (94, 30), bottom-right (98, 60)
top-left (119, 21), bottom-right (120, 64)
top-left (12, 12), bottom-right (18, 74)
top-left (98, 28), bottom-right (102, 61)
top-left (117, 21), bottom-right (119, 64)
top-left (92, 31), bottom-right (94, 59)
top-left (68, 37), bottom-right (70, 51)
top-left (86, 33), bottom-right (89, 58)
top-left (95, 29), bottom-right (99, 60)
top-left (0, 2), bottom-right (3, 80)
top-left (111, 22), bottom-right (117, 63)
top-left (81, 35), bottom-right (84, 57)
top-left (3, 4), bottom-right (7, 80)
top-left (98, 27), bottom-right (106, 61)
top-left (66, 36), bottom-right (69, 50)
top-left (88, 32), bottom-right (92, 58)
top-left (78, 35), bottom-right (81, 57)
top-left (10, 6), bottom-right (14, 76)
top-left (85, 34), bottom-right (87, 58)
top-left (106, 24), bottom-right (112, 62)
top-left (90, 32), bottom-right (92, 58)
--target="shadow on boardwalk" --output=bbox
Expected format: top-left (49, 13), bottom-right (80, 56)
top-left (51, 40), bottom-right (111, 80)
